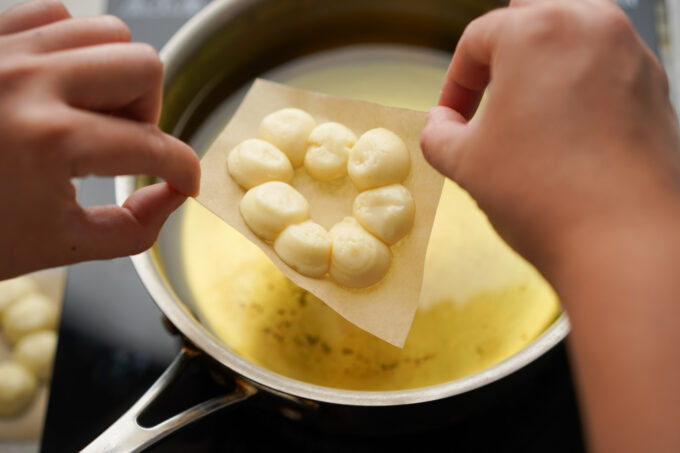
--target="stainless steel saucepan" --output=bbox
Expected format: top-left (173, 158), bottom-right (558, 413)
top-left (84, 0), bottom-right (571, 451)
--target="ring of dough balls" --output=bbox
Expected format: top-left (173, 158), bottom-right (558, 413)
top-left (228, 109), bottom-right (415, 288)
top-left (2, 293), bottom-right (57, 344)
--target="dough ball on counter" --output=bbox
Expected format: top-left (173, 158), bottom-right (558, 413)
top-left (14, 330), bottom-right (58, 382)
top-left (353, 184), bottom-right (415, 245)
top-left (329, 217), bottom-right (392, 288)
top-left (240, 181), bottom-right (310, 241)
top-left (347, 128), bottom-right (410, 191)
top-left (274, 221), bottom-right (332, 278)
top-left (227, 139), bottom-right (294, 189)
top-left (0, 361), bottom-right (37, 417)
top-left (258, 108), bottom-right (316, 168)
top-left (304, 122), bottom-right (357, 181)
top-left (0, 276), bottom-right (38, 316)
top-left (2, 293), bottom-right (58, 344)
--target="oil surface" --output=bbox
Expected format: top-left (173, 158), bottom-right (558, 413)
top-left (178, 46), bottom-right (560, 391)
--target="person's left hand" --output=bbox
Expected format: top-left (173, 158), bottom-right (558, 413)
top-left (0, 0), bottom-right (200, 280)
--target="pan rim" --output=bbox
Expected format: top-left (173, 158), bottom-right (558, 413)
top-left (114, 0), bottom-right (570, 407)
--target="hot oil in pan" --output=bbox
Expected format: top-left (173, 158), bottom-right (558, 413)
top-left (170, 46), bottom-right (560, 391)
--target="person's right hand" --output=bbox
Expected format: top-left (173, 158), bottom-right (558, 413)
top-left (0, 0), bottom-right (200, 280)
top-left (421, 1), bottom-right (680, 451)
top-left (421, 0), bottom-right (680, 274)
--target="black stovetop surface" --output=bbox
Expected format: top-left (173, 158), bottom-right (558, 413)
top-left (40, 1), bottom-right (660, 451)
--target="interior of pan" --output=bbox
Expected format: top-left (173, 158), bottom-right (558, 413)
top-left (123, 0), bottom-right (569, 405)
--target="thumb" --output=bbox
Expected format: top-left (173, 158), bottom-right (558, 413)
top-left (73, 182), bottom-right (186, 261)
top-left (420, 105), bottom-right (470, 181)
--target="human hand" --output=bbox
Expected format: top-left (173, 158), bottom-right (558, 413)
top-left (0, 0), bottom-right (200, 280)
top-left (420, 0), bottom-right (680, 275)
top-left (421, 2), bottom-right (680, 451)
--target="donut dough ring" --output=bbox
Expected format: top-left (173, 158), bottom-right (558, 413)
top-left (230, 110), bottom-right (414, 288)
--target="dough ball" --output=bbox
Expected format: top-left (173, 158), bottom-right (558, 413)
top-left (2, 293), bottom-right (58, 344)
top-left (0, 361), bottom-right (37, 417)
top-left (348, 128), bottom-right (410, 191)
top-left (14, 330), bottom-right (58, 382)
top-left (329, 217), bottom-right (392, 288)
top-left (274, 221), bottom-right (331, 278)
top-left (258, 108), bottom-right (316, 168)
top-left (353, 184), bottom-right (415, 245)
top-left (304, 122), bottom-right (357, 181)
top-left (227, 138), bottom-right (294, 189)
top-left (0, 276), bottom-right (38, 316)
top-left (240, 181), bottom-right (310, 241)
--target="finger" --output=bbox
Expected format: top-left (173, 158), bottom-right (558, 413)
top-left (0, 0), bottom-right (70, 35)
top-left (420, 106), bottom-right (470, 180)
top-left (439, 8), bottom-right (509, 120)
top-left (72, 183), bottom-right (186, 261)
top-left (47, 42), bottom-right (162, 123)
top-left (13, 15), bottom-right (131, 53)
top-left (50, 42), bottom-right (162, 124)
top-left (65, 110), bottom-right (200, 197)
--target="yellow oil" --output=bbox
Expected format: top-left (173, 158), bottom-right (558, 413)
top-left (179, 50), bottom-right (560, 391)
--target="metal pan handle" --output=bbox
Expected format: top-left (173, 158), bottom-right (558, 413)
top-left (81, 347), bottom-right (257, 453)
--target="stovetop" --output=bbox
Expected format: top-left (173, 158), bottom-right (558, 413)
top-left (40, 1), bottom-right (662, 451)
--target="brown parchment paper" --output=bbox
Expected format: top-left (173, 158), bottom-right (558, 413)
top-left (197, 79), bottom-right (444, 347)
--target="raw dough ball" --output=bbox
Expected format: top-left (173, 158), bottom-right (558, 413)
top-left (304, 122), bottom-right (357, 181)
top-left (2, 293), bottom-right (57, 344)
top-left (347, 128), bottom-right (410, 191)
top-left (227, 138), bottom-right (294, 189)
top-left (14, 330), bottom-right (58, 382)
top-left (353, 184), bottom-right (415, 245)
top-left (0, 361), bottom-right (37, 417)
top-left (274, 221), bottom-right (332, 278)
top-left (329, 217), bottom-right (392, 288)
top-left (258, 108), bottom-right (316, 168)
top-left (0, 277), bottom-right (37, 316)
top-left (240, 181), bottom-right (310, 241)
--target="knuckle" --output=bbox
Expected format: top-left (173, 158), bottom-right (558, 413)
top-left (16, 107), bottom-right (72, 146)
top-left (0, 56), bottom-right (39, 85)
top-left (36, 0), bottom-right (71, 21)
top-left (592, 7), bottom-right (634, 42)
top-left (419, 123), bottom-right (435, 155)
top-left (134, 42), bottom-right (160, 63)
top-left (131, 229), bottom-right (157, 255)
top-left (653, 63), bottom-right (671, 96)
top-left (462, 15), bottom-right (486, 38)
top-left (142, 125), bottom-right (167, 161)
top-left (522, 6), bottom-right (575, 45)
top-left (133, 42), bottom-right (164, 79)
top-left (11, 106), bottom-right (74, 171)
top-left (98, 15), bottom-right (131, 42)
